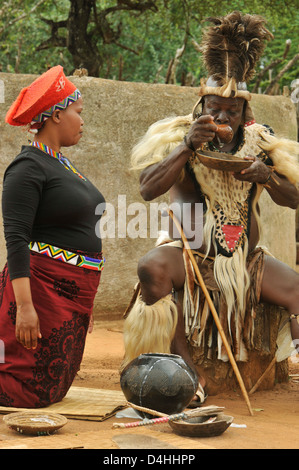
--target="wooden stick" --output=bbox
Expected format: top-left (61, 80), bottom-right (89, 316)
top-left (127, 402), bottom-right (167, 417)
top-left (112, 405), bottom-right (225, 429)
top-left (249, 357), bottom-right (276, 395)
top-left (113, 412), bottom-right (185, 429)
top-left (168, 209), bottom-right (254, 416)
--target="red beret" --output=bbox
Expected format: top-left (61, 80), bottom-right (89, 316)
top-left (5, 65), bottom-right (77, 127)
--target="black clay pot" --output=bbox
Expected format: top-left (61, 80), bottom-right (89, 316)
top-left (120, 353), bottom-right (198, 418)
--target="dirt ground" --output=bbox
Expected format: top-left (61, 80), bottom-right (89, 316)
top-left (1, 318), bottom-right (299, 451)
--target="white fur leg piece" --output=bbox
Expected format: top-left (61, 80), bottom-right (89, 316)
top-left (121, 293), bottom-right (178, 370)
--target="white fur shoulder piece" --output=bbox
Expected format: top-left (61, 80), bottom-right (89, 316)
top-left (131, 114), bottom-right (193, 170)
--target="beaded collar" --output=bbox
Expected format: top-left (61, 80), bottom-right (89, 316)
top-left (30, 141), bottom-right (86, 180)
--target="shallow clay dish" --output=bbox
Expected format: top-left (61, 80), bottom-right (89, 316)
top-left (3, 411), bottom-right (68, 436)
top-left (169, 413), bottom-right (233, 437)
top-left (196, 149), bottom-right (252, 172)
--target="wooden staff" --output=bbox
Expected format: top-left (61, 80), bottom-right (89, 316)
top-left (249, 317), bottom-right (295, 395)
top-left (249, 357), bottom-right (276, 395)
top-left (168, 209), bottom-right (254, 416)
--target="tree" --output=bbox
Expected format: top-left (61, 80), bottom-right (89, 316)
top-left (36, 0), bottom-right (159, 77)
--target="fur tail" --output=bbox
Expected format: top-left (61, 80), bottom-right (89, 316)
top-left (121, 294), bottom-right (178, 371)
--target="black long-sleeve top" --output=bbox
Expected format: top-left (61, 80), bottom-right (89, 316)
top-left (2, 145), bottom-right (106, 280)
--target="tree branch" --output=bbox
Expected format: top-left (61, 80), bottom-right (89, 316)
top-left (252, 40), bottom-right (292, 93)
top-left (165, 42), bottom-right (187, 84)
top-left (36, 18), bottom-right (68, 51)
top-left (114, 41), bottom-right (139, 55)
top-left (191, 38), bottom-right (201, 53)
top-left (36, 36), bottom-right (67, 51)
top-left (107, 0), bottom-right (158, 14)
top-left (165, 10), bottom-right (189, 85)
top-left (264, 52), bottom-right (299, 94)
top-left (0, 0), bottom-right (49, 35)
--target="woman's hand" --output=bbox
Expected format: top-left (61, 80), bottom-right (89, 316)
top-left (15, 302), bottom-right (42, 349)
top-left (88, 314), bottom-right (94, 334)
top-left (12, 277), bottom-right (42, 350)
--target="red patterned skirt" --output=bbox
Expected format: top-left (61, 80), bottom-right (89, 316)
top-left (0, 250), bottom-right (102, 408)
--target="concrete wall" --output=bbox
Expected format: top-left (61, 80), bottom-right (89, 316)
top-left (0, 73), bottom-right (297, 318)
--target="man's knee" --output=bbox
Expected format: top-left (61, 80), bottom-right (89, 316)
top-left (137, 250), bottom-right (172, 302)
top-left (262, 256), bottom-right (299, 311)
top-left (137, 247), bottom-right (185, 302)
top-left (287, 277), bottom-right (299, 310)
top-left (138, 250), bottom-right (169, 285)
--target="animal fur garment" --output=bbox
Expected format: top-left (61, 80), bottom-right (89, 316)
top-left (121, 293), bottom-right (178, 370)
top-left (200, 11), bottom-right (274, 87)
top-left (258, 131), bottom-right (299, 185)
top-left (181, 246), bottom-right (266, 362)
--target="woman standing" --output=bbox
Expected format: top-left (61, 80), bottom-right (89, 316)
top-left (0, 65), bottom-right (106, 408)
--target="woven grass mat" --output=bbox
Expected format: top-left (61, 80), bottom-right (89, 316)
top-left (0, 387), bottom-right (126, 421)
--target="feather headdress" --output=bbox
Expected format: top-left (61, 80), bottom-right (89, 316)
top-left (197, 11), bottom-right (273, 101)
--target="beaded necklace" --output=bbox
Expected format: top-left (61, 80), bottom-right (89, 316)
top-left (30, 141), bottom-right (86, 181)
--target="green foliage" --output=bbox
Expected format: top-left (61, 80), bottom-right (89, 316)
top-left (253, 13), bottom-right (299, 91)
top-left (0, 0), bottom-right (72, 74)
top-left (0, 0), bottom-right (298, 93)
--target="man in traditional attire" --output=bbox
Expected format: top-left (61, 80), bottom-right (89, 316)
top-left (122, 12), bottom-right (299, 403)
